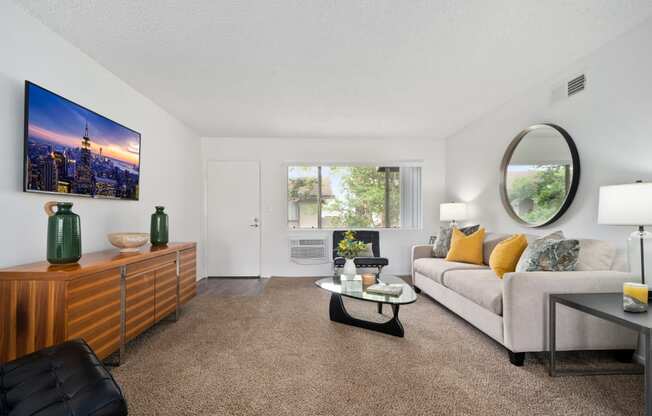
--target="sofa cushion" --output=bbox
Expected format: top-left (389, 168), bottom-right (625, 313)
top-left (442, 269), bottom-right (504, 315)
top-left (575, 239), bottom-right (617, 271)
top-left (515, 231), bottom-right (565, 272)
top-left (522, 239), bottom-right (580, 272)
top-left (446, 228), bottom-right (486, 265)
top-left (358, 243), bottom-right (374, 257)
top-left (432, 224), bottom-right (480, 258)
top-left (489, 234), bottom-right (528, 278)
top-left (612, 253), bottom-right (628, 272)
top-left (482, 233), bottom-right (511, 265)
top-left (413, 257), bottom-right (489, 284)
top-left (524, 233), bottom-right (542, 244)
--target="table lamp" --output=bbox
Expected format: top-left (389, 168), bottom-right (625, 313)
top-left (440, 202), bottom-right (467, 227)
top-left (598, 181), bottom-right (652, 284)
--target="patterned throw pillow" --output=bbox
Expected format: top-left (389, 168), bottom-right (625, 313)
top-left (432, 224), bottom-right (480, 258)
top-left (523, 239), bottom-right (580, 272)
top-left (515, 231), bottom-right (564, 272)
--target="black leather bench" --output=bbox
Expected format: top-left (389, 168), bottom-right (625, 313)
top-left (333, 256), bottom-right (389, 270)
top-left (0, 339), bottom-right (127, 416)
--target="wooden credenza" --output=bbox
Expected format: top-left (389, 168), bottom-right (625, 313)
top-left (0, 242), bottom-right (197, 364)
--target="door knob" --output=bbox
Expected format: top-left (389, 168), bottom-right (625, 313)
top-left (249, 223), bottom-right (259, 228)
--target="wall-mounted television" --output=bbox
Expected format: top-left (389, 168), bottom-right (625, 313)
top-left (24, 81), bottom-right (141, 200)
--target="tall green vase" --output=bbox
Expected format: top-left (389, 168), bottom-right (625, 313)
top-left (150, 206), bottom-right (169, 246)
top-left (45, 201), bottom-right (82, 264)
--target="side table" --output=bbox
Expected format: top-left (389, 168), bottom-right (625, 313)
top-left (549, 293), bottom-right (647, 414)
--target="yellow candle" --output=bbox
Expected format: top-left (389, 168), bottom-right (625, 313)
top-left (623, 282), bottom-right (648, 312)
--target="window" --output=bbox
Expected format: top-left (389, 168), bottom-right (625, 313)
top-left (287, 165), bottom-right (421, 229)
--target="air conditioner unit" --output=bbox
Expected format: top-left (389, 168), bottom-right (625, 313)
top-left (289, 236), bottom-right (330, 265)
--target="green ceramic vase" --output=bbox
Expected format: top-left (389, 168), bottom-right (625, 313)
top-left (150, 206), bottom-right (169, 246)
top-left (45, 201), bottom-right (82, 264)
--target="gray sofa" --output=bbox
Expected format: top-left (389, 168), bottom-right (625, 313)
top-left (411, 232), bottom-right (639, 366)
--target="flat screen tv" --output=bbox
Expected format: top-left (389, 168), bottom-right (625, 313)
top-left (24, 81), bottom-right (141, 200)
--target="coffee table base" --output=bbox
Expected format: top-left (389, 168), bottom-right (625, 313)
top-left (329, 293), bottom-right (404, 337)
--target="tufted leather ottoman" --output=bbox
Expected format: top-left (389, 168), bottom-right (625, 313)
top-left (0, 339), bottom-right (127, 416)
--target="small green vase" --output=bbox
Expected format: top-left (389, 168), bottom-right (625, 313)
top-left (45, 201), bottom-right (82, 264)
top-left (150, 206), bottom-right (169, 246)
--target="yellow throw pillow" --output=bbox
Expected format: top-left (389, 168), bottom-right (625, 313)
top-left (489, 234), bottom-right (528, 278)
top-left (446, 227), bottom-right (485, 265)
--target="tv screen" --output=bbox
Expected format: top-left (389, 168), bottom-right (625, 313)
top-left (24, 81), bottom-right (141, 200)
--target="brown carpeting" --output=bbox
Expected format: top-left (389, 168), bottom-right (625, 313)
top-left (112, 277), bottom-right (644, 415)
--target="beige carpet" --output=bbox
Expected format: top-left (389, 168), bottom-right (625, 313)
top-left (112, 277), bottom-right (644, 415)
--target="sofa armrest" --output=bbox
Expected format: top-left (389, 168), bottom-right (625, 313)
top-left (411, 245), bottom-right (433, 285)
top-left (412, 244), bottom-right (434, 261)
top-left (502, 270), bottom-right (639, 352)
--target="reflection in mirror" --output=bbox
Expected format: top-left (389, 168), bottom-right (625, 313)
top-left (500, 124), bottom-right (580, 227)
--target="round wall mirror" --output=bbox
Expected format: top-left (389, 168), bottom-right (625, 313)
top-left (499, 124), bottom-right (580, 227)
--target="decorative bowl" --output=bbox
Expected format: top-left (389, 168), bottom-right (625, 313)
top-left (107, 233), bottom-right (150, 252)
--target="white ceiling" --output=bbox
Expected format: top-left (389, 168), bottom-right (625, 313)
top-left (15, 0), bottom-right (652, 139)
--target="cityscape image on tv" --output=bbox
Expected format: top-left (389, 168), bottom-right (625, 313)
top-left (25, 82), bottom-right (140, 199)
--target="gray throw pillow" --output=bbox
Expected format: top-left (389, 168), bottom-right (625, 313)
top-left (432, 224), bottom-right (480, 258)
top-left (575, 239), bottom-right (617, 271)
top-left (515, 231), bottom-right (564, 272)
top-left (358, 243), bottom-right (374, 257)
top-left (523, 239), bottom-right (580, 272)
top-left (482, 233), bottom-right (511, 265)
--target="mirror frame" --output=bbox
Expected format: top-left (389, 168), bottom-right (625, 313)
top-left (499, 123), bottom-right (581, 228)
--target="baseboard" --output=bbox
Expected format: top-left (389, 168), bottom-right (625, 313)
top-left (216, 273), bottom-right (411, 280)
top-left (270, 275), bottom-right (333, 278)
top-left (206, 275), bottom-right (260, 279)
top-left (256, 272), bottom-right (411, 279)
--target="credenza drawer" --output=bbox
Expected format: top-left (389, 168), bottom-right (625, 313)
top-left (155, 264), bottom-right (177, 322)
top-left (126, 253), bottom-right (177, 277)
top-left (126, 270), bottom-right (156, 342)
top-left (66, 269), bottom-right (121, 359)
top-left (179, 247), bottom-right (197, 305)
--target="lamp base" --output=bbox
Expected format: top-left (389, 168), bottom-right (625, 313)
top-left (628, 228), bottom-right (652, 285)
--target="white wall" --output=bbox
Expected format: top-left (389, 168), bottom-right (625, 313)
top-left (444, 16), bottom-right (652, 251)
top-left (201, 137), bottom-right (446, 277)
top-left (0, 2), bottom-right (203, 272)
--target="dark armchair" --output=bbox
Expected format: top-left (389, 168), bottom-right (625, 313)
top-left (332, 230), bottom-right (389, 275)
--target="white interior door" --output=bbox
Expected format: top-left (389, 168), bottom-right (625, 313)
top-left (206, 161), bottom-right (261, 277)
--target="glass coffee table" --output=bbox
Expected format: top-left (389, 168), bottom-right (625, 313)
top-left (315, 274), bottom-right (417, 337)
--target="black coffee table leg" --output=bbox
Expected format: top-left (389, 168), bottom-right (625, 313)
top-left (378, 303), bottom-right (382, 314)
top-left (329, 293), bottom-right (404, 337)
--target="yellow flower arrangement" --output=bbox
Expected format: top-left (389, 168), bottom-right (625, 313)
top-left (337, 230), bottom-right (367, 259)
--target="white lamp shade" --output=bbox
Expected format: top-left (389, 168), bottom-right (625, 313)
top-left (440, 202), bottom-right (467, 222)
top-left (598, 183), bottom-right (652, 225)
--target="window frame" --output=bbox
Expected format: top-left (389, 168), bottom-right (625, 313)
top-left (286, 162), bottom-right (419, 230)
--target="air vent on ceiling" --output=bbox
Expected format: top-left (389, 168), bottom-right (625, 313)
top-left (567, 74), bottom-right (586, 97)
